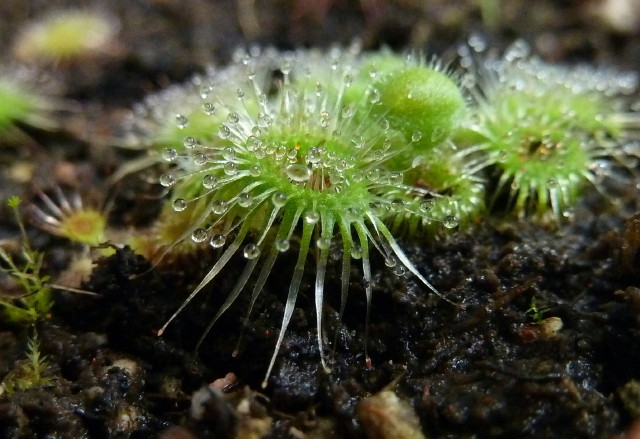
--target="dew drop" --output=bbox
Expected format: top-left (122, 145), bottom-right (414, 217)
top-left (341, 106), bottom-right (354, 119)
top-left (172, 198), bottom-right (187, 211)
top-left (443, 215), bottom-right (459, 229)
top-left (392, 265), bottom-right (406, 277)
top-left (317, 236), bottom-right (331, 250)
top-left (385, 257), bottom-right (397, 268)
top-left (243, 243), bottom-right (261, 259)
top-left (369, 88), bottom-right (380, 104)
top-left (210, 234), bottom-right (226, 248)
top-left (420, 200), bottom-right (435, 212)
top-left (379, 119), bottom-right (390, 131)
top-left (304, 211), bottom-right (320, 224)
top-left (306, 147), bottom-right (322, 164)
top-left (390, 199), bottom-right (405, 212)
top-left (286, 164), bottom-right (311, 182)
top-left (199, 85), bottom-right (213, 99)
top-left (159, 173), bottom-right (176, 187)
top-left (193, 153), bottom-right (208, 166)
top-left (275, 145), bottom-right (287, 160)
top-left (218, 124), bottom-right (231, 139)
top-left (202, 103), bottom-right (216, 115)
top-left (411, 131), bottom-right (423, 143)
top-left (317, 113), bottom-right (330, 129)
top-left (388, 172), bottom-right (403, 184)
top-left (183, 136), bottom-right (199, 149)
top-left (212, 200), bottom-right (229, 215)
top-left (271, 192), bottom-right (288, 207)
top-left (366, 168), bottom-right (382, 182)
top-left (224, 162), bottom-right (238, 175)
top-left (275, 238), bottom-right (290, 252)
top-left (223, 147), bottom-right (237, 160)
top-left (227, 112), bottom-right (240, 124)
top-left (238, 192), bottom-right (253, 207)
top-left (191, 228), bottom-right (208, 243)
top-left (202, 175), bottom-right (218, 189)
top-left (175, 114), bottom-right (189, 128)
top-left (162, 148), bottom-right (178, 162)
top-left (351, 245), bottom-right (363, 259)
top-left (249, 165), bottom-right (262, 177)
top-left (287, 148), bottom-right (298, 160)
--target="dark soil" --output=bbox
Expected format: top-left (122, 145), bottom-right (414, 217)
top-left (1, 1), bottom-right (640, 438)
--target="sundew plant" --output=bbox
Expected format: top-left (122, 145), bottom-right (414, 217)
top-left (457, 40), bottom-right (639, 218)
top-left (0, 65), bottom-right (58, 140)
top-left (140, 47), bottom-right (469, 385)
top-left (121, 42), bottom-right (639, 386)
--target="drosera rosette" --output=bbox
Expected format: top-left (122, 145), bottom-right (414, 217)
top-left (29, 187), bottom-right (108, 247)
top-left (12, 8), bottom-right (121, 65)
top-left (0, 65), bottom-right (60, 143)
top-left (148, 47), bottom-right (466, 386)
top-left (389, 143), bottom-right (486, 235)
top-left (457, 39), bottom-right (640, 219)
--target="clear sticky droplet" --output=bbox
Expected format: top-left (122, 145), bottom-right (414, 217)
top-left (238, 192), bottom-right (253, 207)
top-left (369, 88), bottom-right (381, 104)
top-left (249, 165), bottom-right (261, 177)
top-left (202, 103), bottom-right (215, 115)
top-left (420, 200), bottom-right (435, 212)
top-left (159, 173), bottom-right (176, 187)
top-left (191, 228), bottom-right (208, 243)
top-left (411, 131), bottom-right (422, 143)
top-left (443, 215), bottom-right (459, 229)
top-left (219, 124), bottom-right (231, 139)
top-left (351, 245), bottom-right (363, 259)
top-left (227, 112), bottom-right (240, 124)
top-left (193, 153), bottom-right (208, 166)
top-left (286, 164), bottom-right (311, 182)
top-left (183, 136), bottom-right (199, 149)
top-left (210, 234), bottom-right (226, 248)
top-left (243, 243), bottom-right (261, 259)
top-left (304, 211), bottom-right (320, 224)
top-left (391, 199), bottom-right (405, 212)
top-left (175, 114), bottom-right (189, 128)
top-left (202, 175), bottom-right (218, 189)
top-left (275, 238), bottom-right (290, 252)
top-left (224, 162), bottom-right (238, 176)
top-left (199, 85), bottom-right (213, 99)
top-left (212, 200), bottom-right (229, 215)
top-left (172, 198), bottom-right (187, 212)
top-left (162, 148), bottom-right (178, 162)
top-left (223, 147), bottom-right (236, 160)
top-left (317, 237), bottom-right (331, 250)
top-left (271, 192), bottom-right (288, 207)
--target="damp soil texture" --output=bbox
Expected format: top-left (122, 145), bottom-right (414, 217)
top-left (1, 1), bottom-right (640, 438)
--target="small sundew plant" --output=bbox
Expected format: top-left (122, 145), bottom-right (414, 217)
top-left (12, 9), bottom-right (119, 64)
top-left (0, 66), bottom-right (58, 140)
top-left (458, 40), bottom-right (640, 218)
top-left (29, 187), bottom-right (108, 247)
top-left (146, 47), bottom-right (468, 385)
